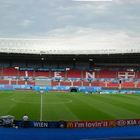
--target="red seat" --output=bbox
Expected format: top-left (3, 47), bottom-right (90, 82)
top-left (3, 68), bottom-right (18, 76)
top-left (67, 70), bottom-right (82, 78)
top-left (122, 82), bottom-right (135, 88)
top-left (60, 81), bottom-right (71, 86)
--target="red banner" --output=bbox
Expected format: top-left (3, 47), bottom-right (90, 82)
top-left (67, 119), bottom-right (140, 128)
top-left (116, 119), bottom-right (140, 127)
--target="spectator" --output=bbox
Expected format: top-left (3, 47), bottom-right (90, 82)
top-left (22, 114), bottom-right (29, 128)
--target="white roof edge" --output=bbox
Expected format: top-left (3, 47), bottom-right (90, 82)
top-left (0, 38), bottom-right (140, 54)
top-left (0, 48), bottom-right (140, 55)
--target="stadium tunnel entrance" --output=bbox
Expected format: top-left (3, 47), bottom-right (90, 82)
top-left (70, 87), bottom-right (78, 92)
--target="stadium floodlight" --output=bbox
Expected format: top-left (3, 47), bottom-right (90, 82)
top-left (14, 67), bottom-right (19, 70)
top-left (66, 68), bottom-right (70, 71)
top-left (127, 68), bottom-right (134, 72)
top-left (89, 59), bottom-right (93, 61)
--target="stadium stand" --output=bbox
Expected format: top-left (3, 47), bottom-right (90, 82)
top-left (1, 67), bottom-right (140, 89)
top-left (96, 70), bottom-right (117, 78)
top-left (0, 52), bottom-right (140, 91)
top-left (2, 68), bottom-right (18, 76)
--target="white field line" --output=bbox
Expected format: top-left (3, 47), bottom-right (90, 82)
top-left (40, 94), bottom-right (43, 121)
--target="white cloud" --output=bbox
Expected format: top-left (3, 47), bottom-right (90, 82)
top-left (0, 26), bottom-right (139, 52)
top-left (0, 0), bottom-right (139, 52)
top-left (42, 26), bottom-right (140, 50)
top-left (114, 0), bottom-right (140, 4)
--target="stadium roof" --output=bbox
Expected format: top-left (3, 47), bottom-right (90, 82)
top-left (0, 38), bottom-right (140, 55)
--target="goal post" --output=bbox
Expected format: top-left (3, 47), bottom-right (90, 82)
top-left (35, 77), bottom-right (51, 86)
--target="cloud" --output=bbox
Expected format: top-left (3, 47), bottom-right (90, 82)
top-left (20, 19), bottom-right (33, 28)
top-left (0, 26), bottom-right (139, 52)
top-left (73, 0), bottom-right (112, 1)
top-left (38, 26), bottom-right (140, 50)
top-left (114, 0), bottom-right (140, 4)
top-left (0, 0), bottom-right (139, 51)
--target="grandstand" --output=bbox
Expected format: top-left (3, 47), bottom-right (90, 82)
top-left (0, 39), bottom-right (140, 92)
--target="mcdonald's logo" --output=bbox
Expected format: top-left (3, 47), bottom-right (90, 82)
top-left (67, 122), bottom-right (74, 128)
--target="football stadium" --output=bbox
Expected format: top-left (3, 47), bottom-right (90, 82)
top-left (0, 39), bottom-right (140, 140)
top-left (0, 39), bottom-right (140, 122)
top-left (0, 0), bottom-right (140, 139)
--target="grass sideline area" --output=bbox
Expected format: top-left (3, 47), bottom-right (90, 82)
top-left (0, 90), bottom-right (140, 121)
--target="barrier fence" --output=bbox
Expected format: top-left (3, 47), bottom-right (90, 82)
top-left (6, 119), bottom-right (140, 128)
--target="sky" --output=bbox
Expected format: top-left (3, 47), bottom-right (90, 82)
top-left (0, 0), bottom-right (140, 51)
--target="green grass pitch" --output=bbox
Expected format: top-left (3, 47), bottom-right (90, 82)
top-left (0, 90), bottom-right (140, 121)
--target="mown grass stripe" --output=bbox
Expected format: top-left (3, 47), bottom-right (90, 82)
top-left (0, 91), bottom-right (140, 121)
top-left (40, 94), bottom-right (43, 121)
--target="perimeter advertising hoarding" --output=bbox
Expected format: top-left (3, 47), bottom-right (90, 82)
top-left (14, 120), bottom-right (66, 128)
top-left (13, 119), bottom-right (140, 128)
top-left (67, 119), bottom-right (140, 128)
top-left (31, 121), bottom-right (66, 128)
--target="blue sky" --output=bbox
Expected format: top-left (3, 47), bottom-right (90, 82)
top-left (0, 0), bottom-right (140, 50)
